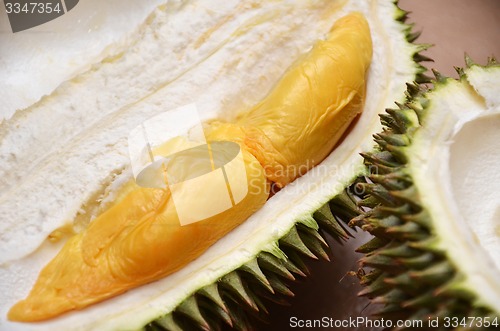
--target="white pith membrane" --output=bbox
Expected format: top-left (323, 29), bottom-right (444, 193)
top-left (408, 65), bottom-right (500, 313)
top-left (0, 0), bottom-right (165, 121)
top-left (0, 0), bottom-right (421, 330)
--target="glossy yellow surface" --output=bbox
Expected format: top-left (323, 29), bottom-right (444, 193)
top-left (9, 149), bottom-right (268, 322)
top-left (238, 13), bottom-right (372, 187)
top-left (9, 12), bottom-right (372, 322)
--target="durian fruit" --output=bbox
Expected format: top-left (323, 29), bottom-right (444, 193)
top-left (0, 1), bottom-right (428, 330)
top-left (353, 58), bottom-right (500, 329)
top-left (8, 12), bottom-right (372, 322)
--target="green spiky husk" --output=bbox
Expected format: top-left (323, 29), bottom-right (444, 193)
top-left (137, 2), bottom-right (432, 330)
top-left (144, 198), bottom-right (355, 331)
top-left (352, 57), bottom-right (500, 331)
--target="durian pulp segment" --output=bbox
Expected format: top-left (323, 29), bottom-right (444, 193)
top-left (8, 12), bottom-right (372, 322)
top-left (408, 65), bottom-right (500, 312)
top-left (0, 1), bottom-right (423, 330)
top-left (7, 150), bottom-right (269, 322)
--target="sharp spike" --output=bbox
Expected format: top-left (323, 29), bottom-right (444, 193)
top-left (415, 43), bottom-right (433, 52)
top-left (398, 252), bottom-right (435, 269)
top-left (358, 272), bottom-right (391, 297)
top-left (297, 215), bottom-right (319, 230)
top-left (314, 204), bottom-right (350, 240)
top-left (280, 226), bottom-right (317, 259)
top-left (239, 259), bottom-right (274, 294)
top-left (198, 298), bottom-right (233, 327)
top-left (385, 144), bottom-right (408, 164)
top-left (389, 185), bottom-right (420, 207)
top-left (283, 250), bottom-right (309, 277)
top-left (377, 242), bottom-right (421, 258)
top-left (454, 66), bottom-right (466, 78)
top-left (224, 304), bottom-right (254, 331)
top-left (385, 273), bottom-right (421, 292)
top-left (409, 261), bottom-right (454, 286)
top-left (263, 241), bottom-right (288, 260)
top-left (402, 291), bottom-right (439, 309)
top-left (431, 69), bottom-right (447, 83)
top-left (299, 232), bottom-right (330, 261)
top-left (407, 30), bottom-right (421, 43)
top-left (361, 152), bottom-right (399, 169)
top-left (361, 253), bottom-right (403, 272)
top-left (359, 269), bottom-right (384, 286)
top-left (372, 288), bottom-right (407, 305)
top-left (198, 283), bottom-right (228, 312)
top-left (247, 290), bottom-right (270, 316)
top-left (401, 209), bottom-right (431, 229)
top-left (154, 314), bottom-right (183, 331)
top-left (413, 52), bottom-right (434, 63)
top-left (356, 237), bottom-right (389, 254)
top-left (361, 183), bottom-right (401, 206)
top-left (434, 274), bottom-right (475, 301)
top-left (407, 236), bottom-right (443, 253)
top-left (258, 252), bottom-right (295, 280)
top-left (220, 272), bottom-right (259, 312)
top-left (387, 221), bottom-right (427, 241)
top-left (406, 82), bottom-right (426, 98)
top-left (357, 195), bottom-right (380, 208)
top-left (415, 72), bottom-right (433, 84)
top-left (375, 132), bottom-right (411, 147)
top-left (376, 204), bottom-right (413, 217)
top-left (176, 296), bottom-right (210, 330)
top-left (369, 174), bottom-right (409, 191)
top-left (267, 273), bottom-right (295, 297)
top-left (329, 189), bottom-right (364, 224)
top-left (297, 223), bottom-right (328, 246)
top-left (464, 53), bottom-right (475, 67)
top-left (254, 288), bottom-right (293, 306)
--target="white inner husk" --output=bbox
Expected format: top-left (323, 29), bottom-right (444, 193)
top-left (0, 0), bottom-right (420, 330)
top-left (409, 65), bottom-right (500, 313)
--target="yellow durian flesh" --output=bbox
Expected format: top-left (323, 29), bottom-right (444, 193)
top-left (238, 12), bottom-right (372, 187)
top-left (8, 12), bottom-right (372, 322)
top-left (9, 149), bottom-right (268, 322)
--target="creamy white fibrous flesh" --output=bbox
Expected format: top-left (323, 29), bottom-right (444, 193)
top-left (0, 0), bottom-right (422, 330)
top-left (0, 0), bottom-right (165, 121)
top-left (410, 65), bottom-right (500, 312)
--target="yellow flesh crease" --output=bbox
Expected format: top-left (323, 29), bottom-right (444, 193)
top-left (8, 12), bottom-right (372, 322)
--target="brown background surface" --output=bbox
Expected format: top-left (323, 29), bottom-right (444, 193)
top-left (401, 0), bottom-right (500, 77)
top-left (257, 1), bottom-right (500, 330)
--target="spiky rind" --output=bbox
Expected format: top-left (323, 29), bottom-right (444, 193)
top-left (354, 58), bottom-right (500, 330)
top-left (145, 206), bottom-right (344, 331)
top-left (140, 1), bottom-right (430, 329)
top-left (391, 0), bottom-right (434, 84)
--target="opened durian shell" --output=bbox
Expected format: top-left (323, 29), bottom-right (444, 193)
top-left (353, 58), bottom-right (500, 330)
top-left (0, 0), bottom-right (428, 330)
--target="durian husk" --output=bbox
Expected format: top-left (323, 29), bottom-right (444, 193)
top-left (351, 57), bottom-right (500, 330)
